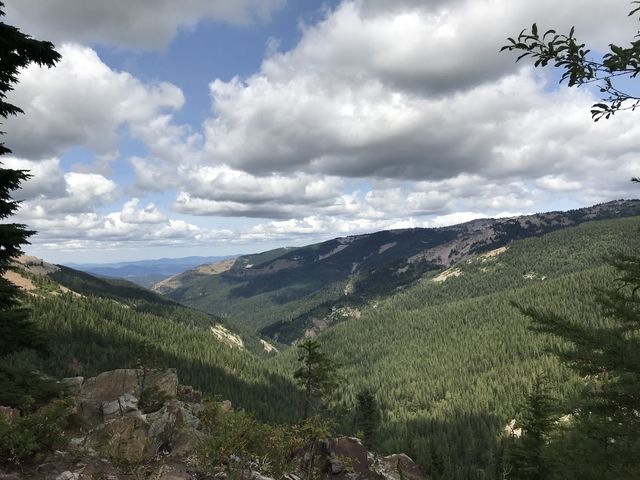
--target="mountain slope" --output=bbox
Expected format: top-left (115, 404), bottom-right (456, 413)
top-left (153, 200), bottom-right (640, 336)
top-left (5, 258), bottom-right (295, 420)
top-left (269, 214), bottom-right (640, 478)
top-left (7, 212), bottom-right (639, 478)
top-left (9, 256), bottom-right (209, 328)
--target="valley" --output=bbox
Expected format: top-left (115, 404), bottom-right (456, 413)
top-left (4, 204), bottom-right (640, 478)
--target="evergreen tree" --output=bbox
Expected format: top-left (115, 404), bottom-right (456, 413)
top-left (509, 378), bottom-right (556, 480)
top-left (354, 387), bottom-right (380, 450)
top-left (294, 338), bottom-right (341, 419)
top-left (503, 3), bottom-right (640, 476)
top-left (518, 254), bottom-right (640, 476)
top-left (0, 1), bottom-right (60, 354)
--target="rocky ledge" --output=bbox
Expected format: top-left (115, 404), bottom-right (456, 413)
top-left (0, 368), bottom-right (428, 480)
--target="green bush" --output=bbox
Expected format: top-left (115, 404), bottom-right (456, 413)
top-left (0, 399), bottom-right (72, 464)
top-left (195, 406), bottom-right (303, 479)
top-left (0, 363), bottom-right (64, 412)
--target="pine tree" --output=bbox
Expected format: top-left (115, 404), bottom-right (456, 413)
top-left (354, 387), bottom-right (380, 450)
top-left (509, 378), bottom-right (556, 480)
top-left (293, 338), bottom-right (341, 419)
top-left (0, 1), bottom-right (60, 354)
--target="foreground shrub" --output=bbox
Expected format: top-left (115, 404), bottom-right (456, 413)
top-left (0, 400), bottom-right (73, 464)
top-left (196, 403), bottom-right (304, 479)
top-left (0, 364), bottom-right (64, 412)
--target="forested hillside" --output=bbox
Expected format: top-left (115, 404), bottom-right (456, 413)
top-left (4, 262), bottom-right (295, 420)
top-left (8, 257), bottom-right (270, 353)
top-left (18, 293), bottom-right (298, 421)
top-left (269, 215), bottom-right (640, 478)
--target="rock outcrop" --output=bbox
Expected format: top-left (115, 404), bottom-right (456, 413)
top-left (318, 437), bottom-right (428, 480)
top-left (76, 368), bottom-right (178, 421)
top-left (2, 368), bottom-right (428, 480)
top-left (68, 368), bottom-right (202, 468)
top-left (0, 368), bottom-right (205, 479)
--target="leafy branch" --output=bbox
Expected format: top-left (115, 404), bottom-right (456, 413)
top-left (501, 1), bottom-right (640, 121)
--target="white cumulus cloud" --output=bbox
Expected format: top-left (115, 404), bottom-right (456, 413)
top-left (5, 0), bottom-right (286, 50)
top-left (4, 44), bottom-right (187, 161)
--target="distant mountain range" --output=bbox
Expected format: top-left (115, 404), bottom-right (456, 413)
top-left (152, 199), bottom-right (640, 341)
top-left (65, 255), bottom-right (234, 287)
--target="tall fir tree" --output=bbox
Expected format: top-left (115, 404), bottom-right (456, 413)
top-left (354, 387), bottom-right (380, 450)
top-left (509, 378), bottom-right (556, 480)
top-left (519, 254), bottom-right (640, 477)
top-left (0, 2), bottom-right (60, 354)
top-left (294, 338), bottom-right (341, 419)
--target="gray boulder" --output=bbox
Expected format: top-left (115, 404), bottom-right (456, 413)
top-left (143, 369), bottom-right (178, 400)
top-left (0, 406), bottom-right (20, 424)
top-left (78, 368), bottom-right (179, 422)
top-left (319, 437), bottom-right (429, 480)
top-left (79, 369), bottom-right (141, 421)
top-left (375, 454), bottom-right (427, 480)
top-left (101, 415), bottom-right (152, 464)
top-left (146, 399), bottom-right (202, 457)
top-left (102, 393), bottom-right (139, 421)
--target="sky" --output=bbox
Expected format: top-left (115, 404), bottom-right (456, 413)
top-left (3, 0), bottom-right (640, 264)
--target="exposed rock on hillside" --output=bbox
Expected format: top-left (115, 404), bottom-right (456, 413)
top-left (0, 368), bottom-right (204, 479)
top-left (12, 255), bottom-right (61, 276)
top-left (319, 437), bottom-right (427, 480)
top-left (2, 255), bottom-right (70, 295)
top-left (210, 324), bottom-right (245, 350)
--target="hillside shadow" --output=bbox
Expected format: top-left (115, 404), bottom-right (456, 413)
top-left (380, 412), bottom-right (507, 480)
top-left (43, 321), bottom-right (301, 423)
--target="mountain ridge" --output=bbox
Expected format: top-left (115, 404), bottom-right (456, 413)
top-left (151, 199), bottom-right (640, 338)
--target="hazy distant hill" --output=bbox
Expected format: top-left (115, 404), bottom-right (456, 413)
top-left (66, 255), bottom-right (233, 287)
top-left (153, 199), bottom-right (640, 338)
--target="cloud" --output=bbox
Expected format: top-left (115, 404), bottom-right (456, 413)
top-left (4, 44), bottom-right (187, 160)
top-left (5, 0), bottom-right (286, 50)
top-left (359, 0), bottom-right (635, 54)
top-left (240, 215), bottom-right (392, 242)
top-left (171, 166), bottom-right (346, 218)
top-left (207, 64), bottom-right (634, 185)
top-left (3, 157), bottom-right (118, 215)
top-left (1, 157), bottom-right (67, 199)
top-left (8, 0), bottom-right (640, 260)
top-left (237, 209), bottom-right (527, 244)
top-left (19, 203), bottom-right (235, 251)
top-left (121, 199), bottom-right (167, 224)
top-left (535, 176), bottom-right (582, 192)
top-left (202, 0), bottom-right (640, 191)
